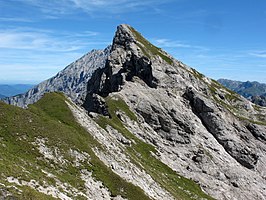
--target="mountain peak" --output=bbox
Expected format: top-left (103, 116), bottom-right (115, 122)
top-left (112, 24), bottom-right (136, 50)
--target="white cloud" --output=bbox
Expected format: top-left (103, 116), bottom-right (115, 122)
top-left (152, 38), bottom-right (209, 51)
top-left (0, 28), bottom-right (104, 52)
top-left (0, 26), bottom-right (109, 82)
top-left (0, 50), bottom-right (86, 83)
top-left (249, 51), bottom-right (266, 58)
top-left (19, 0), bottom-right (172, 16)
top-left (22, 0), bottom-right (74, 15)
top-left (0, 17), bottom-right (34, 22)
top-left (154, 39), bottom-right (191, 48)
top-left (0, 31), bottom-right (79, 52)
top-left (72, 0), bottom-right (164, 11)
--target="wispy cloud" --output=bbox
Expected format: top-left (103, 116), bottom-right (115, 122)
top-left (19, 0), bottom-right (172, 16)
top-left (0, 17), bottom-right (34, 22)
top-left (0, 28), bottom-right (104, 52)
top-left (22, 0), bottom-right (74, 15)
top-left (0, 26), bottom-right (109, 83)
top-left (152, 38), bottom-right (209, 51)
top-left (0, 31), bottom-right (78, 52)
top-left (249, 51), bottom-right (266, 58)
top-left (72, 0), bottom-right (168, 13)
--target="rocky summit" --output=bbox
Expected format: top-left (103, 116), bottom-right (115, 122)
top-left (1, 24), bottom-right (266, 200)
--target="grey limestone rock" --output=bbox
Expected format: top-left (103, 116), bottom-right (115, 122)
top-left (3, 47), bottom-right (111, 107)
top-left (246, 123), bottom-right (266, 142)
top-left (183, 86), bottom-right (260, 169)
top-left (82, 24), bottom-right (157, 113)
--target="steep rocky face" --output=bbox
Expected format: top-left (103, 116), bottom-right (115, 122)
top-left (82, 25), bottom-right (157, 115)
top-left (251, 95), bottom-right (266, 106)
top-left (2, 24), bottom-right (266, 200)
top-left (183, 87), bottom-right (259, 169)
top-left (3, 47), bottom-right (110, 107)
top-left (82, 24), bottom-right (266, 200)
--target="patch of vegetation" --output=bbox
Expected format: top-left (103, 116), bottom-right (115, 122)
top-left (253, 104), bottom-right (262, 112)
top-left (0, 183), bottom-right (58, 200)
top-left (190, 70), bottom-right (240, 106)
top-left (129, 27), bottom-right (173, 65)
top-left (208, 80), bottom-right (246, 115)
top-left (108, 97), bottom-right (138, 122)
top-left (210, 80), bottom-right (266, 123)
top-left (18, 186), bottom-right (57, 200)
top-left (191, 68), bottom-right (205, 80)
top-left (211, 79), bottom-right (241, 101)
top-left (95, 96), bottom-right (214, 200)
top-left (213, 95), bottom-right (237, 112)
top-left (0, 92), bottom-right (151, 199)
top-left (238, 116), bottom-right (266, 126)
top-left (224, 93), bottom-right (241, 102)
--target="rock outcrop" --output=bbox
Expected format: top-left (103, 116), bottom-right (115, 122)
top-left (82, 25), bottom-right (157, 115)
top-left (251, 95), bottom-right (266, 107)
top-left (183, 87), bottom-right (259, 169)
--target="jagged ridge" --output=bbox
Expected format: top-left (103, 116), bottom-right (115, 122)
top-left (3, 47), bottom-right (110, 107)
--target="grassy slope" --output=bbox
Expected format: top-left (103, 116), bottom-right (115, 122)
top-left (96, 96), bottom-right (215, 200)
top-left (0, 92), bottom-right (150, 200)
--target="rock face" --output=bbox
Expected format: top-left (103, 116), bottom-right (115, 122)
top-left (3, 47), bottom-right (110, 107)
top-left (2, 24), bottom-right (266, 200)
top-left (82, 25), bottom-right (157, 115)
top-left (251, 95), bottom-right (266, 107)
top-left (183, 87), bottom-right (259, 169)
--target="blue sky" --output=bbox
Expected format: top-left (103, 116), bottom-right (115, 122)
top-left (0, 0), bottom-right (266, 84)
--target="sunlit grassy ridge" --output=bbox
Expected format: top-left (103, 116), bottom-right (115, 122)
top-left (0, 92), bottom-right (150, 199)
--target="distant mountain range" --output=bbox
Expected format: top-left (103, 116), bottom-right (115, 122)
top-left (218, 79), bottom-right (266, 106)
top-left (0, 84), bottom-right (34, 98)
